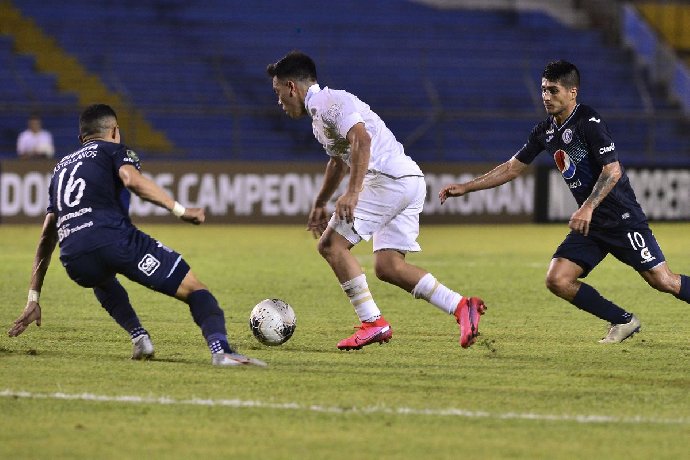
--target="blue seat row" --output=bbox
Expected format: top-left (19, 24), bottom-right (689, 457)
top-left (0, 1), bottom-right (686, 163)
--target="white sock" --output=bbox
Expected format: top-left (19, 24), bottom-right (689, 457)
top-left (411, 273), bottom-right (462, 315)
top-left (341, 274), bottom-right (381, 322)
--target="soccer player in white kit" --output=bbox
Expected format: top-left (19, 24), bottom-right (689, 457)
top-left (267, 51), bottom-right (486, 350)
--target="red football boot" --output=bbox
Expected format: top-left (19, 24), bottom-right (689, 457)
top-left (337, 317), bottom-right (392, 350)
top-left (454, 297), bottom-right (486, 348)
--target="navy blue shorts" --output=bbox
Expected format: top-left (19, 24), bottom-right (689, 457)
top-left (61, 228), bottom-right (190, 296)
top-left (553, 225), bottom-right (665, 278)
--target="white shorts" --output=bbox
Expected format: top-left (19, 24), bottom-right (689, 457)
top-left (328, 173), bottom-right (426, 252)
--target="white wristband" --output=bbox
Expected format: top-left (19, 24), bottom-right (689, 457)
top-left (28, 289), bottom-right (40, 303)
top-left (171, 201), bottom-right (186, 218)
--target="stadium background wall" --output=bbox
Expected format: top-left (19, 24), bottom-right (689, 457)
top-left (0, 160), bottom-right (687, 224)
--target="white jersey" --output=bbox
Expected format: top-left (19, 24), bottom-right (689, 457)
top-left (304, 84), bottom-right (423, 178)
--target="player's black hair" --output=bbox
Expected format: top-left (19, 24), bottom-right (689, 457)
top-left (542, 60), bottom-right (580, 89)
top-left (266, 50), bottom-right (317, 82)
top-left (79, 104), bottom-right (118, 137)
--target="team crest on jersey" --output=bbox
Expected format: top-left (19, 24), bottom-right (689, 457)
top-left (554, 149), bottom-right (576, 179)
top-left (562, 129), bottom-right (573, 144)
top-left (138, 253), bottom-right (160, 276)
top-left (126, 149), bottom-right (139, 162)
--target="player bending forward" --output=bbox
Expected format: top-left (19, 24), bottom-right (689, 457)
top-left (8, 104), bottom-right (265, 367)
top-left (440, 60), bottom-right (690, 343)
top-left (267, 51), bottom-right (485, 350)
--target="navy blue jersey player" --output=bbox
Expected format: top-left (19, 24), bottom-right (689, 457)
top-left (439, 60), bottom-right (690, 343)
top-left (8, 104), bottom-right (265, 367)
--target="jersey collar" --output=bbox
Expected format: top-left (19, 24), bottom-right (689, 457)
top-left (552, 103), bottom-right (580, 131)
top-left (304, 84), bottom-right (321, 114)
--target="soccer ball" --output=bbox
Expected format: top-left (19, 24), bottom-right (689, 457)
top-left (249, 299), bottom-right (296, 346)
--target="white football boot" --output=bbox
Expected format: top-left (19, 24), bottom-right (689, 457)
top-left (131, 334), bottom-right (155, 360)
top-left (212, 352), bottom-right (267, 367)
top-left (598, 315), bottom-right (641, 344)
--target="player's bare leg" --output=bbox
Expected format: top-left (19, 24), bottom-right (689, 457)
top-left (374, 249), bottom-right (486, 348)
top-left (318, 227), bottom-right (392, 349)
top-left (545, 257), bottom-right (583, 301)
top-left (640, 262), bottom-right (687, 297)
top-left (373, 249), bottom-right (426, 291)
top-left (317, 226), bottom-right (361, 282)
top-left (546, 257), bottom-right (640, 343)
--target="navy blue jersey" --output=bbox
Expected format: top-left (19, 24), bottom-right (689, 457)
top-left (47, 140), bottom-right (141, 258)
top-left (515, 104), bottom-right (647, 229)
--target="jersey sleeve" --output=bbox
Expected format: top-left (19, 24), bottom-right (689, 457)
top-left (113, 145), bottom-right (142, 171)
top-left (324, 94), bottom-right (365, 138)
top-left (583, 113), bottom-right (618, 165)
top-left (514, 122), bottom-right (546, 164)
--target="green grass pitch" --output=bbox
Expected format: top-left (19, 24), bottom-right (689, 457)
top-left (1, 223), bottom-right (688, 459)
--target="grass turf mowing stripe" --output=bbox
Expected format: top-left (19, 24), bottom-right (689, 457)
top-left (2, 389), bottom-right (688, 426)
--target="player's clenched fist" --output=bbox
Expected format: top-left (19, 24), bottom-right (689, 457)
top-left (181, 207), bottom-right (205, 225)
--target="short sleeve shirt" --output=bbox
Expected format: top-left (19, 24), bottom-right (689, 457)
top-left (48, 140), bottom-right (140, 258)
top-left (515, 104), bottom-right (647, 228)
top-left (305, 84), bottom-right (423, 178)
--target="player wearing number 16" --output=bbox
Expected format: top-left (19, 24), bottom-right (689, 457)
top-left (439, 60), bottom-right (690, 343)
top-left (8, 104), bottom-right (265, 367)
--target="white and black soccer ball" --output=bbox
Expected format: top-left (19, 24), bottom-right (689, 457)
top-left (249, 298), bottom-right (296, 346)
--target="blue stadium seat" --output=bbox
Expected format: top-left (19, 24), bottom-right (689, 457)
top-left (1, 0), bottom-right (688, 163)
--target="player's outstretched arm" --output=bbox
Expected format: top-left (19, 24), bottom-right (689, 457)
top-left (8, 213), bottom-right (58, 337)
top-left (118, 164), bottom-right (205, 225)
top-left (439, 157), bottom-right (527, 204)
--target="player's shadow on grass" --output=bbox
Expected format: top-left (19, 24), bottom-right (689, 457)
top-left (135, 357), bottom-right (197, 364)
top-left (0, 346), bottom-right (42, 356)
top-left (245, 344), bottom-right (333, 353)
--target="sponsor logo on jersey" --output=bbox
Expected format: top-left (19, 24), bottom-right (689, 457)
top-left (599, 143), bottom-right (615, 155)
top-left (568, 179), bottom-right (581, 189)
top-left (640, 247), bottom-right (656, 263)
top-left (589, 116), bottom-right (601, 123)
top-left (562, 129), bottom-right (573, 144)
top-left (546, 135), bottom-right (554, 143)
top-left (554, 149), bottom-right (576, 179)
top-left (138, 253), bottom-right (160, 276)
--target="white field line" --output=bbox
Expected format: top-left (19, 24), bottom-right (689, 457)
top-left (1, 389), bottom-right (688, 425)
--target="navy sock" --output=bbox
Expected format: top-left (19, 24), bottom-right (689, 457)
top-left (129, 326), bottom-right (148, 340)
top-left (674, 275), bottom-right (690, 303)
top-left (208, 336), bottom-right (232, 354)
top-left (571, 283), bottom-right (632, 324)
top-left (94, 278), bottom-right (143, 333)
top-left (187, 290), bottom-right (228, 351)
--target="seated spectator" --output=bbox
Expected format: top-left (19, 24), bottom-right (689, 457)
top-left (17, 115), bottom-right (55, 159)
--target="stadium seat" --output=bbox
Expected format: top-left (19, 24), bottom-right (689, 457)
top-left (1, 0), bottom-right (688, 163)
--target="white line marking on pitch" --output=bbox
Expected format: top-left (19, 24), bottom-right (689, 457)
top-left (1, 389), bottom-right (687, 425)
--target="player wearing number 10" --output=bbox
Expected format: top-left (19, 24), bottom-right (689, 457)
top-left (440, 60), bottom-right (690, 343)
top-left (8, 104), bottom-right (264, 367)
